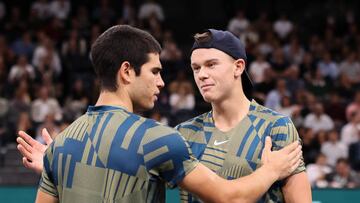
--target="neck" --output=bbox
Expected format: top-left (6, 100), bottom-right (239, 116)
top-left (95, 89), bottom-right (133, 112)
top-left (211, 88), bottom-right (250, 132)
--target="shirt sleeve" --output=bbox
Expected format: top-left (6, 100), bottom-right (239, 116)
top-left (142, 130), bottom-right (198, 188)
top-left (38, 143), bottom-right (58, 197)
top-left (270, 116), bottom-right (305, 174)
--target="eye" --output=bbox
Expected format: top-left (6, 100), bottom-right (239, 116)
top-left (152, 68), bottom-right (161, 75)
top-left (208, 62), bottom-right (216, 68)
top-left (192, 66), bottom-right (200, 73)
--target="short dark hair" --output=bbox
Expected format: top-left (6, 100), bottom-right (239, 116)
top-left (90, 25), bottom-right (162, 92)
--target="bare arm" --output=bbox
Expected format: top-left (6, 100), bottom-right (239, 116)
top-left (179, 136), bottom-right (302, 203)
top-left (282, 172), bottom-right (312, 203)
top-left (35, 189), bottom-right (58, 203)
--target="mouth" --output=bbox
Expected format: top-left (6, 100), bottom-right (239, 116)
top-left (153, 93), bottom-right (160, 101)
top-left (200, 84), bottom-right (214, 91)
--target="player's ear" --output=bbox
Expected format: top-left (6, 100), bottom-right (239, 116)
top-left (234, 59), bottom-right (245, 78)
top-left (118, 61), bottom-right (135, 84)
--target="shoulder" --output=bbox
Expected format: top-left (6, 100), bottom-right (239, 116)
top-left (250, 101), bottom-right (290, 124)
top-left (175, 112), bottom-right (210, 134)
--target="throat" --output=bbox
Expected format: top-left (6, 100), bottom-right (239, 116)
top-left (212, 99), bottom-right (251, 132)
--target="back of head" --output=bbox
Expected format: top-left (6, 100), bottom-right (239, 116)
top-left (90, 25), bottom-right (161, 92)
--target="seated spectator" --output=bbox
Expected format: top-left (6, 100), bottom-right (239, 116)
top-left (63, 79), bottom-right (89, 121)
top-left (304, 102), bottom-right (334, 133)
top-left (305, 67), bottom-right (331, 100)
top-left (35, 113), bottom-right (60, 144)
top-left (277, 95), bottom-right (303, 127)
top-left (326, 158), bottom-right (360, 188)
top-left (249, 51), bottom-right (270, 85)
top-left (321, 130), bottom-right (348, 166)
top-left (138, 0), bottom-right (164, 22)
top-left (32, 37), bottom-right (62, 79)
top-left (169, 81), bottom-right (195, 126)
top-left (349, 128), bottom-right (360, 171)
top-left (299, 127), bottom-right (320, 164)
top-left (169, 81), bottom-right (195, 113)
top-left (324, 91), bottom-right (346, 126)
top-left (317, 52), bottom-right (339, 81)
top-left (307, 153), bottom-right (332, 188)
top-left (160, 40), bottom-right (182, 62)
top-left (265, 78), bottom-right (290, 110)
top-left (11, 31), bottom-right (35, 59)
top-left (8, 55), bottom-right (35, 84)
top-left (273, 14), bottom-right (293, 40)
top-left (283, 37), bottom-right (305, 65)
top-left (341, 110), bottom-right (360, 147)
top-left (31, 0), bottom-right (51, 21)
top-left (339, 52), bottom-right (360, 86)
top-left (30, 85), bottom-right (62, 125)
top-left (346, 90), bottom-right (360, 121)
top-left (227, 10), bottom-right (249, 37)
top-left (48, 0), bottom-right (70, 20)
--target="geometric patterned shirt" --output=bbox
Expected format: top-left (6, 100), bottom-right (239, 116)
top-left (176, 100), bottom-right (305, 203)
top-left (39, 105), bottom-right (198, 203)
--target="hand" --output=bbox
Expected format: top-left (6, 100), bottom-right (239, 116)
top-left (261, 136), bottom-right (302, 180)
top-left (16, 128), bottom-right (53, 174)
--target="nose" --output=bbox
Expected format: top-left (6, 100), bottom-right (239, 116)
top-left (197, 66), bottom-right (208, 80)
top-left (157, 74), bottom-right (165, 89)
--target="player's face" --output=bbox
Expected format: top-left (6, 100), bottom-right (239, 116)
top-left (190, 48), bottom-right (237, 103)
top-left (131, 53), bottom-right (164, 111)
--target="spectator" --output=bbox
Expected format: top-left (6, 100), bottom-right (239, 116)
top-left (138, 0), bottom-right (164, 22)
top-left (346, 91), bottom-right (360, 121)
top-left (327, 158), bottom-right (360, 188)
top-left (227, 10), bottom-right (249, 37)
top-left (341, 110), bottom-right (360, 148)
top-left (321, 130), bottom-right (348, 166)
top-left (304, 102), bottom-right (334, 133)
top-left (306, 153), bottom-right (332, 188)
top-left (317, 52), bottom-right (339, 81)
top-left (349, 129), bottom-right (360, 171)
top-left (49, 0), bottom-right (71, 20)
top-left (11, 31), bottom-right (35, 59)
top-left (249, 52), bottom-right (270, 84)
top-left (8, 55), bottom-right (36, 84)
top-left (265, 79), bottom-right (290, 110)
top-left (339, 52), bottom-right (360, 86)
top-left (30, 85), bottom-right (62, 124)
top-left (273, 14), bottom-right (293, 40)
top-left (30, 0), bottom-right (50, 21)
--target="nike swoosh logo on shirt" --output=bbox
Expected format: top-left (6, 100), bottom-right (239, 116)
top-left (214, 140), bottom-right (229, 146)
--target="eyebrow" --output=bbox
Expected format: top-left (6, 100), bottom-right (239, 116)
top-left (191, 58), bottom-right (219, 67)
top-left (151, 66), bottom-right (163, 71)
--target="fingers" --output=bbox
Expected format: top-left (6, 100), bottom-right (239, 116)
top-left (17, 143), bottom-right (33, 161)
top-left (263, 136), bottom-right (272, 152)
top-left (282, 140), bottom-right (299, 154)
top-left (16, 137), bottom-right (33, 154)
top-left (22, 157), bottom-right (33, 168)
top-left (18, 131), bottom-right (37, 146)
top-left (42, 128), bottom-right (53, 145)
top-left (289, 147), bottom-right (302, 167)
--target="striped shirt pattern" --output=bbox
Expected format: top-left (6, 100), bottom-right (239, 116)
top-left (39, 105), bottom-right (198, 203)
top-left (176, 100), bottom-right (305, 203)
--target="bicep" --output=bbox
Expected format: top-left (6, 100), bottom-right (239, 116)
top-left (282, 172), bottom-right (312, 203)
top-left (35, 189), bottom-right (58, 203)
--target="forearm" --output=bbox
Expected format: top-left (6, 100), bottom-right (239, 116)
top-left (224, 165), bottom-right (278, 203)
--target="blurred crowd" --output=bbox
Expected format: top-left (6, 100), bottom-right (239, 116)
top-left (0, 0), bottom-right (360, 189)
